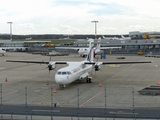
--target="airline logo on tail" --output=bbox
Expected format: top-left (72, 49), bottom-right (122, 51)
top-left (94, 44), bottom-right (97, 54)
top-left (87, 46), bottom-right (94, 62)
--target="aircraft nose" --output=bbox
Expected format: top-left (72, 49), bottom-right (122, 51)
top-left (55, 74), bottom-right (66, 84)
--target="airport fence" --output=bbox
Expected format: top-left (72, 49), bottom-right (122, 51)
top-left (1, 83), bottom-right (160, 119)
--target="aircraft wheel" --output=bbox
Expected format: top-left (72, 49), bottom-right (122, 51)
top-left (89, 78), bottom-right (92, 83)
top-left (86, 78), bottom-right (92, 83)
top-left (86, 79), bottom-right (88, 83)
top-left (59, 84), bottom-right (65, 89)
top-left (86, 77), bottom-right (89, 83)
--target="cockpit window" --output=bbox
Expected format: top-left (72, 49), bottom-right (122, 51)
top-left (57, 71), bottom-right (71, 75)
top-left (67, 71), bottom-right (71, 75)
top-left (62, 72), bottom-right (66, 75)
top-left (57, 72), bottom-right (61, 75)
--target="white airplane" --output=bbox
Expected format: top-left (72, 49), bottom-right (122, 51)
top-left (1, 47), bottom-right (26, 52)
top-left (0, 48), bottom-right (5, 56)
top-left (102, 35), bottom-right (119, 40)
top-left (120, 35), bottom-right (131, 40)
top-left (59, 36), bottom-right (70, 40)
top-left (5, 42), bottom-right (152, 88)
top-left (55, 38), bottom-right (121, 57)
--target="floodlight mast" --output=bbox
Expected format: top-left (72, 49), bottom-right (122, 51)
top-left (7, 22), bottom-right (13, 42)
top-left (91, 20), bottom-right (98, 43)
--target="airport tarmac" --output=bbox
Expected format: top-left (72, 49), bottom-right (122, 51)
top-left (0, 52), bottom-right (160, 119)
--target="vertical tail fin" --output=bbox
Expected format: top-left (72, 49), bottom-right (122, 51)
top-left (93, 38), bottom-right (101, 56)
top-left (121, 35), bottom-right (125, 38)
top-left (87, 39), bottom-right (94, 52)
top-left (85, 41), bottom-right (94, 62)
top-left (96, 38), bottom-right (101, 51)
top-left (102, 35), bottom-right (105, 39)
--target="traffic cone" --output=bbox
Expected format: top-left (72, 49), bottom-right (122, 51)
top-left (54, 88), bottom-right (56, 93)
top-left (5, 77), bottom-right (7, 82)
top-left (99, 81), bottom-right (101, 87)
top-left (158, 81), bottom-right (160, 85)
top-left (47, 80), bottom-right (49, 86)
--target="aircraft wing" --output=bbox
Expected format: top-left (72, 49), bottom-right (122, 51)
top-left (55, 47), bottom-right (81, 51)
top-left (84, 61), bottom-right (153, 65)
top-left (6, 59), bottom-right (153, 65)
top-left (100, 47), bottom-right (121, 49)
top-left (5, 59), bottom-right (67, 64)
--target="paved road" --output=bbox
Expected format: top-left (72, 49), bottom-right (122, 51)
top-left (1, 104), bottom-right (160, 119)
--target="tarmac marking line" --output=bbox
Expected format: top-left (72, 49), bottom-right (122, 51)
top-left (2, 90), bottom-right (18, 97)
top-left (31, 94), bottom-right (51, 104)
top-left (31, 90), bottom-right (61, 104)
top-left (0, 67), bottom-right (5, 70)
top-left (80, 92), bottom-right (103, 107)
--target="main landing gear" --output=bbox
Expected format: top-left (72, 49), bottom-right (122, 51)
top-left (86, 77), bottom-right (92, 83)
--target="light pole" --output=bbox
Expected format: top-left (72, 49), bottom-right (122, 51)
top-left (7, 22), bottom-right (13, 42)
top-left (91, 20), bottom-right (98, 43)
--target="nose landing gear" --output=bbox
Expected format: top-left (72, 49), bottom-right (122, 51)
top-left (59, 84), bottom-right (65, 88)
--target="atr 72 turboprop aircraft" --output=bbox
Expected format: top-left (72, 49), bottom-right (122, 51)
top-left (0, 48), bottom-right (5, 56)
top-left (5, 42), bottom-right (153, 88)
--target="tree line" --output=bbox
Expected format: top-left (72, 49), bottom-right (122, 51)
top-left (0, 34), bottom-right (129, 40)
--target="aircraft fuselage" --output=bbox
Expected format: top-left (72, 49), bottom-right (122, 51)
top-left (55, 62), bottom-right (92, 85)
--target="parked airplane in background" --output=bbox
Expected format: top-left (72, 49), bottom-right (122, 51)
top-left (120, 35), bottom-right (131, 40)
top-left (55, 38), bottom-right (121, 57)
top-left (1, 47), bottom-right (26, 52)
top-left (5, 42), bottom-right (153, 88)
top-left (102, 35), bottom-right (119, 40)
top-left (59, 36), bottom-right (70, 40)
top-left (102, 35), bottom-right (131, 40)
top-left (0, 48), bottom-right (5, 56)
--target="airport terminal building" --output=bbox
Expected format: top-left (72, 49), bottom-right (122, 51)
top-left (1, 31), bottom-right (160, 54)
top-left (1, 39), bottom-right (160, 55)
top-left (74, 39), bottom-right (160, 55)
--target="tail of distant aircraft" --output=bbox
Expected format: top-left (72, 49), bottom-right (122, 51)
top-left (97, 38), bottom-right (101, 51)
top-left (102, 35), bottom-right (106, 39)
top-left (87, 39), bottom-right (94, 42)
top-left (121, 35), bottom-right (125, 38)
top-left (94, 38), bottom-right (101, 54)
top-left (85, 41), bottom-right (94, 62)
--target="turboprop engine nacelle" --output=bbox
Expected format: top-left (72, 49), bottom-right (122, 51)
top-left (48, 62), bottom-right (56, 70)
top-left (95, 62), bottom-right (102, 71)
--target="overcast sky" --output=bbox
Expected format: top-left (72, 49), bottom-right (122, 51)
top-left (0, 0), bottom-right (160, 35)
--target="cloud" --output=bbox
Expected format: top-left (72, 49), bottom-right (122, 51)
top-left (0, 0), bottom-right (160, 35)
top-left (18, 23), bottom-right (36, 32)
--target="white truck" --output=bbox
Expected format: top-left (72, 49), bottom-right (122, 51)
top-left (47, 50), bottom-right (60, 56)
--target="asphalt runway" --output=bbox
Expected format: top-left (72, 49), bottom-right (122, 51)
top-left (0, 52), bottom-right (159, 119)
